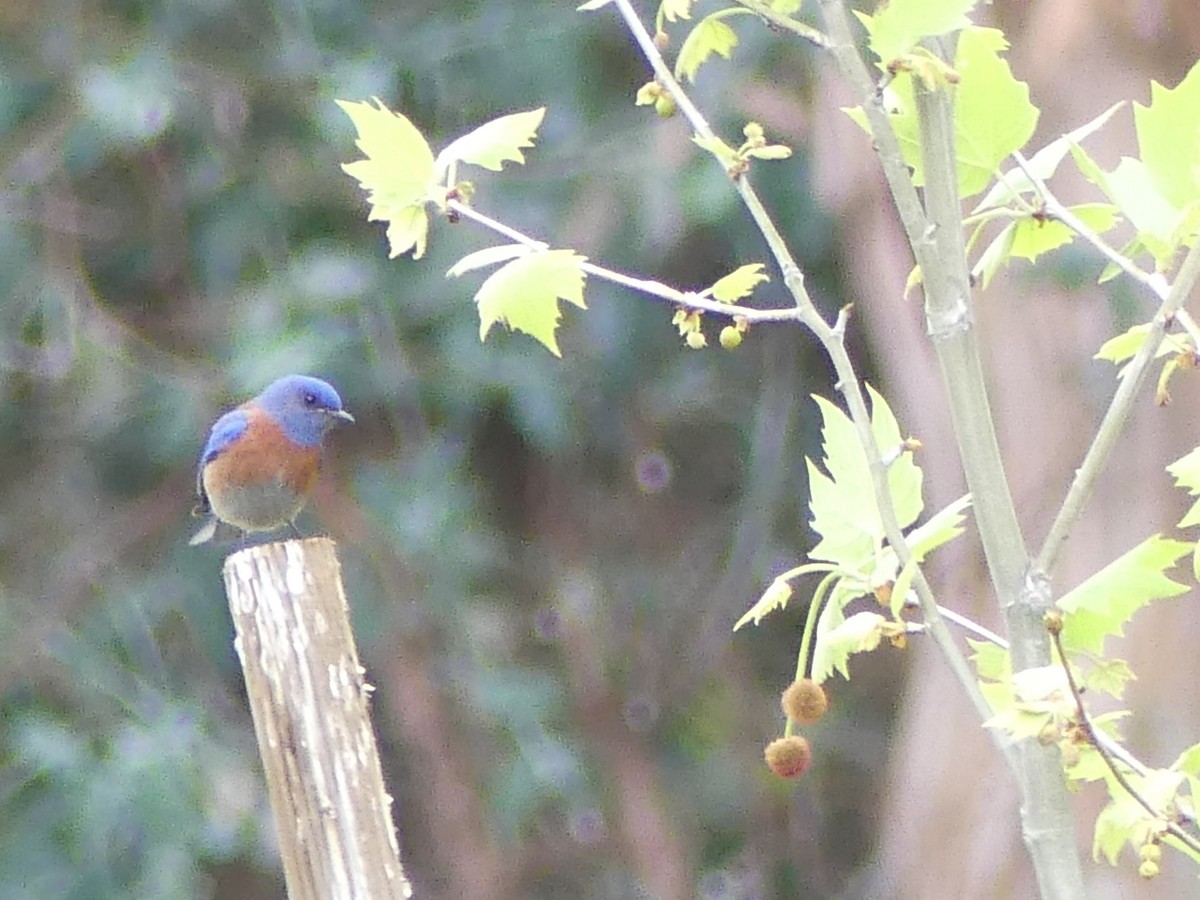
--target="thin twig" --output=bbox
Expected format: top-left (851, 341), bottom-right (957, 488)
top-left (1034, 239), bottom-right (1200, 575)
top-left (1048, 622), bottom-right (1200, 855)
top-left (446, 199), bottom-right (804, 323)
top-left (728, 0), bottom-right (832, 48)
top-left (610, 0), bottom-right (1001, 739)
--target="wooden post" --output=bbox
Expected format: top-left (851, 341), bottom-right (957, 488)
top-left (223, 537), bottom-right (412, 900)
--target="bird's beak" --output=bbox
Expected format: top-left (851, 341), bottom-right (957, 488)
top-left (332, 409), bottom-right (355, 424)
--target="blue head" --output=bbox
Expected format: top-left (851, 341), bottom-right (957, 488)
top-left (255, 375), bottom-right (354, 447)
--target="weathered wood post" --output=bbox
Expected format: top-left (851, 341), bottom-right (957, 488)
top-left (223, 537), bottom-right (412, 900)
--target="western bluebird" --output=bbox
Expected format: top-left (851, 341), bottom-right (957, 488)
top-left (189, 374), bottom-right (354, 545)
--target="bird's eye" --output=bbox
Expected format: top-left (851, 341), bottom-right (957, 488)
top-left (303, 392), bottom-right (317, 407)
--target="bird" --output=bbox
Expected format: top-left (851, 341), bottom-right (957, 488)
top-left (189, 374), bottom-right (354, 546)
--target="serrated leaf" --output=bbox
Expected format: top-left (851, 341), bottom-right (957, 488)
top-left (474, 249), bottom-right (588, 357)
top-left (1094, 322), bottom-right (1152, 365)
top-left (972, 102), bottom-right (1123, 214)
top-left (1171, 743), bottom-right (1200, 776)
top-left (843, 27), bottom-right (1036, 199)
top-left (865, 0), bottom-right (978, 67)
top-left (812, 610), bottom-right (885, 683)
top-left (1082, 658), bottom-right (1135, 700)
top-left (1134, 58), bottom-right (1200, 212)
top-left (1167, 445), bottom-right (1200, 528)
top-left (971, 222), bottom-right (1016, 289)
top-left (733, 577), bottom-right (793, 631)
top-left (867, 384), bottom-right (924, 528)
top-left (659, 0), bottom-right (694, 23)
top-left (446, 243), bottom-right (532, 278)
top-left (434, 108), bottom-right (546, 180)
top-left (807, 388), bottom-right (923, 567)
top-left (903, 493), bottom-right (972, 558)
top-left (675, 10), bottom-right (750, 83)
top-left (1057, 535), bottom-right (1191, 654)
top-left (967, 637), bottom-right (1010, 682)
top-left (983, 703), bottom-right (1053, 742)
top-left (954, 28), bottom-right (1039, 199)
top-left (338, 97), bottom-right (437, 259)
top-left (1009, 203), bottom-right (1119, 263)
top-left (707, 263), bottom-right (769, 302)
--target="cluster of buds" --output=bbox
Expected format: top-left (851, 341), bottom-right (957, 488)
top-left (672, 309), bottom-right (749, 350)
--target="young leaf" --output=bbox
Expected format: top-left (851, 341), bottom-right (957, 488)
top-left (434, 108), bottom-right (546, 181)
top-left (811, 610), bottom-right (886, 683)
top-left (953, 28), bottom-right (1039, 199)
top-left (474, 249), bottom-right (588, 357)
top-left (706, 263), bottom-right (769, 302)
top-left (675, 9), bottom-right (751, 83)
top-left (867, 384), bottom-right (924, 529)
top-left (1133, 58), bottom-right (1200, 212)
top-left (1008, 203), bottom-right (1119, 263)
top-left (446, 244), bottom-right (533, 278)
top-left (862, 0), bottom-right (978, 68)
top-left (1167, 445), bottom-right (1200, 528)
top-left (971, 221), bottom-right (1016, 289)
top-left (734, 576), bottom-right (794, 631)
top-left (338, 98), bottom-right (437, 258)
top-left (807, 388), bottom-right (924, 567)
top-left (972, 102), bottom-right (1123, 214)
top-left (658, 0), bottom-right (694, 24)
top-left (1057, 535), bottom-right (1191, 654)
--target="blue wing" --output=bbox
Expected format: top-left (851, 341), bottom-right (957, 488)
top-left (195, 408), bottom-right (250, 502)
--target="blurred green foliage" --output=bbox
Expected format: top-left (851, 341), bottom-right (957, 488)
top-left (0, 0), bottom-right (896, 897)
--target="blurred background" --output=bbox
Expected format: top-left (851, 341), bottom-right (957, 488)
top-left (3, 0), bottom-right (1200, 897)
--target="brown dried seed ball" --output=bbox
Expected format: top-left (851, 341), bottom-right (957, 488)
top-left (781, 678), bottom-right (828, 725)
top-left (764, 735), bottom-right (812, 779)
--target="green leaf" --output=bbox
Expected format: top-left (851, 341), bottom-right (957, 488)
top-left (1171, 742), bottom-right (1200, 776)
top-left (1093, 322), bottom-right (1152, 365)
top-left (1134, 58), bottom-right (1200, 211)
top-left (338, 97), bottom-right (437, 259)
top-left (734, 577), bottom-right (793, 630)
top-left (862, 0), bottom-right (978, 67)
top-left (971, 221), bottom-right (1016, 289)
top-left (807, 388), bottom-right (923, 566)
top-left (811, 610), bottom-right (886, 683)
top-left (434, 108), bottom-right (546, 180)
top-left (972, 102), bottom-right (1123, 213)
top-left (658, 0), bottom-right (694, 24)
top-left (1009, 203), bottom-right (1119, 263)
top-left (843, 27), bottom-right (1036, 199)
top-left (706, 263), bottom-right (769, 302)
top-left (770, 0), bottom-right (802, 12)
top-left (967, 637), bottom-right (1010, 682)
top-left (953, 27), bottom-right (1039, 199)
top-left (1082, 658), bottom-right (1135, 700)
top-left (675, 9), bottom-right (751, 83)
top-left (1057, 535), bottom-right (1192, 654)
top-left (446, 244), bottom-right (533, 278)
top-left (473, 249), bottom-right (588, 357)
top-left (903, 493), bottom-right (972, 559)
top-left (867, 384), bottom-right (924, 529)
top-left (1167, 445), bottom-right (1200, 528)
